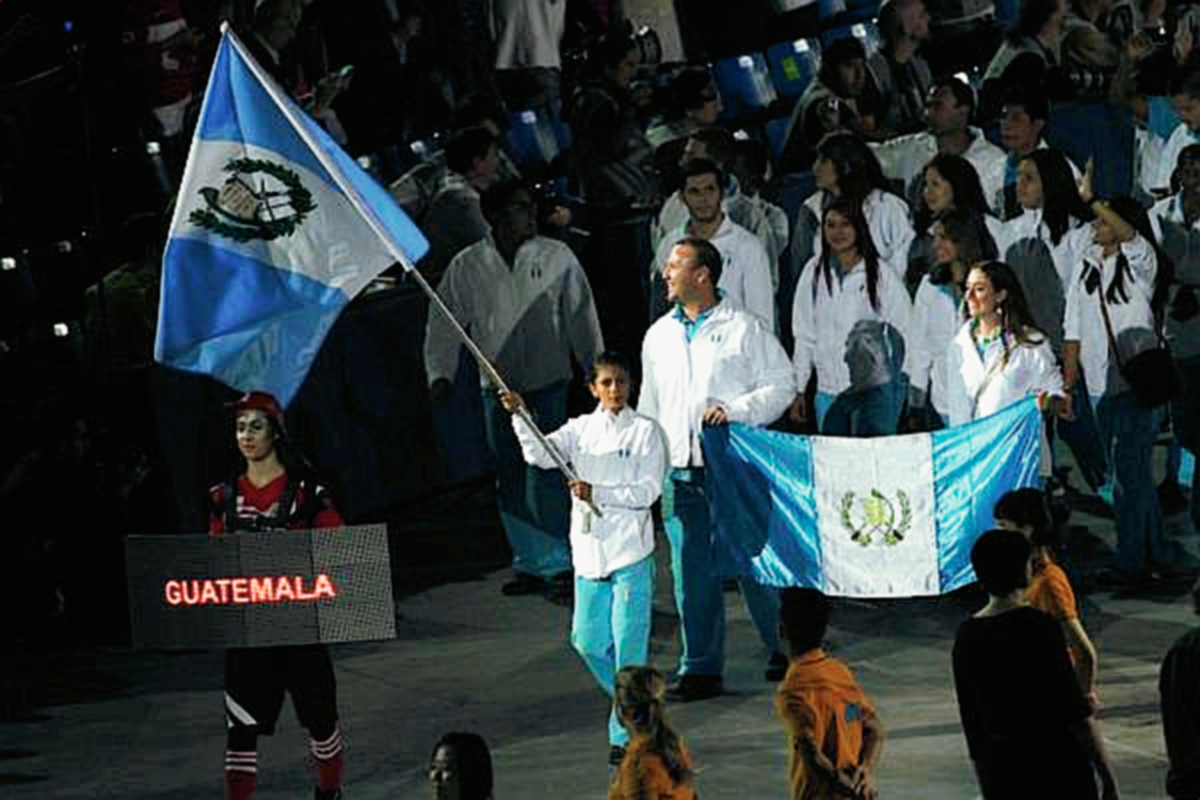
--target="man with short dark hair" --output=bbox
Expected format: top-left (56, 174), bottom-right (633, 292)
top-left (650, 160), bottom-right (775, 330)
top-left (871, 78), bottom-right (1007, 215)
top-left (639, 237), bottom-right (795, 701)
top-left (420, 127), bottom-right (503, 281)
top-left (652, 129), bottom-right (783, 280)
top-left (1149, 66), bottom-right (1200, 195)
top-left (998, 86), bottom-right (1080, 219)
top-left (424, 180), bottom-right (604, 598)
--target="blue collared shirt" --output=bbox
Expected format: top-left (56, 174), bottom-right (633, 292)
top-left (672, 298), bottom-right (721, 343)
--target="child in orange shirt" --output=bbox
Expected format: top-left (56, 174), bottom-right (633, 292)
top-left (774, 588), bottom-right (884, 800)
top-left (609, 666), bottom-right (697, 800)
top-left (993, 488), bottom-right (1098, 699)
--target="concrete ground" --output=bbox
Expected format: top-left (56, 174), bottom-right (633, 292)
top-left (2, 452), bottom-right (1199, 799)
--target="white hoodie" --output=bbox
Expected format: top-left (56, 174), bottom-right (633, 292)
top-left (1063, 234), bottom-right (1159, 399)
top-left (944, 323), bottom-right (1064, 426)
top-left (803, 188), bottom-right (916, 280)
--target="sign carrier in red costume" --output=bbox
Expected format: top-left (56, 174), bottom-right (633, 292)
top-left (209, 391), bottom-right (345, 800)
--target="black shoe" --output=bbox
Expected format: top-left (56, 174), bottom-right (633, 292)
top-left (1159, 480), bottom-right (1190, 515)
top-left (315, 787), bottom-right (342, 800)
top-left (608, 745), bottom-right (627, 767)
top-left (665, 674), bottom-right (724, 702)
top-left (501, 573), bottom-right (548, 596)
top-left (765, 651), bottom-right (788, 682)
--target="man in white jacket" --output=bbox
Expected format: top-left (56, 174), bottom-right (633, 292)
top-left (424, 180), bottom-right (605, 597)
top-left (650, 159), bottom-right (777, 331)
top-left (651, 128), bottom-right (781, 275)
top-left (870, 77), bottom-right (1007, 215)
top-left (640, 236), bottom-right (796, 701)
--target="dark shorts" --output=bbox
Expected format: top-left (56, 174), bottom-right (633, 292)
top-left (224, 644), bottom-right (338, 740)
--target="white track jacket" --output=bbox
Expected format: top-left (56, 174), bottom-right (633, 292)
top-left (639, 301), bottom-right (795, 468)
top-left (513, 404), bottom-right (667, 579)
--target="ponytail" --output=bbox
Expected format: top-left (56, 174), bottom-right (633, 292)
top-left (615, 667), bottom-right (692, 786)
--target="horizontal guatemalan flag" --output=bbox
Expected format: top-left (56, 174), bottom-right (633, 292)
top-left (155, 26), bottom-right (429, 406)
top-left (704, 398), bottom-right (1043, 598)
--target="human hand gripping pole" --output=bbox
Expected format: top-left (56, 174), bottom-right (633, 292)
top-left (494, 387), bottom-right (602, 531)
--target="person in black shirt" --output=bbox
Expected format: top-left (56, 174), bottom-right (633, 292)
top-left (952, 529), bottom-right (1117, 799)
top-left (1161, 577), bottom-right (1200, 799)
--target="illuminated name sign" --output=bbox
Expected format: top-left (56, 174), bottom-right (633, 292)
top-left (126, 525), bottom-right (394, 649)
top-left (163, 574), bottom-right (338, 606)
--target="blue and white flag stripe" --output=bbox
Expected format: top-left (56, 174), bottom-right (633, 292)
top-left (704, 399), bottom-right (1043, 598)
top-left (155, 27), bottom-right (428, 406)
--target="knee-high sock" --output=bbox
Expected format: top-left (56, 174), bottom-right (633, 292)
top-left (310, 723), bottom-right (344, 791)
top-left (224, 750), bottom-right (257, 800)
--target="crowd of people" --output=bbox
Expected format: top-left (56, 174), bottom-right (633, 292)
top-left (15, 0), bottom-right (1200, 798)
top-left (392, 0), bottom-right (1200, 798)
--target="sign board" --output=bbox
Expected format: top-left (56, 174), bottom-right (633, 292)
top-left (125, 524), bottom-right (395, 649)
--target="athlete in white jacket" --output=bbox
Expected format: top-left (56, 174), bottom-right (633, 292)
top-left (802, 188), bottom-right (916, 281)
top-left (791, 201), bottom-right (914, 431)
top-left (651, 160), bottom-right (776, 331)
top-left (503, 351), bottom-right (667, 762)
top-left (424, 182), bottom-right (605, 594)
top-left (1063, 198), bottom-right (1167, 582)
top-left (639, 236), bottom-right (795, 701)
top-left (943, 262), bottom-right (1064, 427)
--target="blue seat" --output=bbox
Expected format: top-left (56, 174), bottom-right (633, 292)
top-left (766, 38), bottom-right (822, 100)
top-left (712, 52), bottom-right (779, 119)
top-left (505, 108), bottom-right (564, 170)
top-left (820, 20), bottom-right (882, 57)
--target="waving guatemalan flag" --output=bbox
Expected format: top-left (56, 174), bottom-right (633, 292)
top-left (704, 399), bottom-right (1043, 598)
top-left (154, 25), bottom-right (429, 406)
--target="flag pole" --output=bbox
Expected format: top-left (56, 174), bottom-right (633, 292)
top-left (217, 24), bottom-right (600, 519)
top-left (406, 267), bottom-right (603, 521)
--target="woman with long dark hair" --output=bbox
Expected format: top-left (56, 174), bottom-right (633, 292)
top-left (609, 666), bottom-right (696, 800)
top-left (907, 153), bottom-right (1004, 294)
top-left (994, 148), bottom-right (1092, 358)
top-left (794, 133), bottom-right (916, 283)
top-left (209, 391), bottom-right (346, 800)
top-left (1064, 192), bottom-right (1173, 584)
top-left (944, 261), bottom-right (1067, 425)
top-left (791, 198), bottom-right (913, 433)
top-left (915, 154), bottom-right (1004, 239)
top-left (909, 211), bottom-right (999, 428)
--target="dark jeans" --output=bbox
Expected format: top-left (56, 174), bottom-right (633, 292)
top-left (1095, 392), bottom-right (1168, 577)
top-left (1055, 374), bottom-right (1109, 492)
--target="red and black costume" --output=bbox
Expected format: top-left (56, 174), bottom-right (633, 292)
top-left (210, 470), bottom-right (345, 800)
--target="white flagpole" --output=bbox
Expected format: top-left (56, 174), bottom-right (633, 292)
top-left (217, 24), bottom-right (600, 519)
